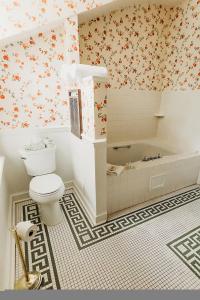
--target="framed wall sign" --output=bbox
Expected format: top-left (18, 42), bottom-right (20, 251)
top-left (68, 89), bottom-right (83, 139)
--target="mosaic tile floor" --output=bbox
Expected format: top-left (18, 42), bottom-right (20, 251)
top-left (15, 185), bottom-right (200, 289)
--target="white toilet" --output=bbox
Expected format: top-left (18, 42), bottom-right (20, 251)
top-left (20, 142), bottom-right (65, 226)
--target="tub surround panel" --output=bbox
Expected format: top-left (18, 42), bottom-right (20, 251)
top-left (157, 90), bottom-right (200, 153)
top-left (107, 89), bottom-right (161, 143)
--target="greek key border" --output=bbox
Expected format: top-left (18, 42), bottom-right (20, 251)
top-left (22, 203), bottom-right (60, 289)
top-left (19, 186), bottom-right (200, 289)
top-left (167, 225), bottom-right (200, 279)
top-left (62, 187), bottom-right (200, 250)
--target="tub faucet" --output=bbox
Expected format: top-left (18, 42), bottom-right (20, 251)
top-left (142, 154), bottom-right (162, 161)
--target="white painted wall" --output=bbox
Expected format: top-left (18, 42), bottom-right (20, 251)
top-left (107, 89), bottom-right (161, 143)
top-left (0, 158), bottom-right (10, 290)
top-left (0, 127), bottom-right (73, 195)
top-left (70, 134), bottom-right (96, 217)
top-left (94, 140), bottom-right (107, 223)
top-left (70, 134), bottom-right (107, 224)
top-left (157, 91), bottom-right (200, 153)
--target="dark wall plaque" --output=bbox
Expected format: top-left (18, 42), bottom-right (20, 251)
top-left (69, 89), bottom-right (83, 139)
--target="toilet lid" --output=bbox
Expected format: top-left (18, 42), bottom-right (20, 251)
top-left (30, 173), bottom-right (63, 195)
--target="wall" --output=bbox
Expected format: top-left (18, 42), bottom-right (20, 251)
top-left (79, 3), bottom-right (170, 142)
top-left (79, 1), bottom-right (200, 145)
top-left (0, 0), bottom-right (112, 131)
top-left (0, 158), bottom-right (10, 290)
top-left (161, 0), bottom-right (200, 91)
top-left (0, 0), bottom-right (109, 289)
top-left (107, 89), bottom-right (160, 143)
top-left (0, 0), bottom-right (112, 41)
top-left (79, 4), bottom-right (170, 91)
top-left (157, 91), bottom-right (200, 153)
top-left (94, 78), bottom-right (107, 138)
top-left (70, 134), bottom-right (107, 224)
top-left (79, 1), bottom-right (200, 91)
top-left (0, 127), bottom-right (73, 194)
top-left (157, 0), bottom-right (200, 152)
top-left (0, 25), bottom-right (70, 129)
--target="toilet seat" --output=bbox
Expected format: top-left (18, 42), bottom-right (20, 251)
top-left (30, 173), bottom-right (63, 195)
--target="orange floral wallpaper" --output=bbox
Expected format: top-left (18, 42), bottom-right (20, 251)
top-left (79, 4), bottom-right (170, 91)
top-left (161, 0), bottom-right (200, 90)
top-left (1, 0), bottom-right (200, 133)
top-left (0, 25), bottom-right (69, 128)
top-left (0, 0), bottom-right (110, 130)
top-left (0, 0), bottom-right (112, 40)
top-left (79, 1), bottom-right (200, 91)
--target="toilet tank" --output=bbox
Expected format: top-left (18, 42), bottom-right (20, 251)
top-left (20, 146), bottom-right (56, 176)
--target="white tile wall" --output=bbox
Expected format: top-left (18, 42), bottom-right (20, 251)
top-left (107, 89), bottom-right (161, 143)
top-left (157, 90), bottom-right (200, 153)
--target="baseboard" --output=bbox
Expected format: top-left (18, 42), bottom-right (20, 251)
top-left (64, 180), bottom-right (73, 190)
top-left (11, 190), bottom-right (30, 203)
top-left (72, 180), bottom-right (97, 225)
top-left (7, 195), bottom-right (16, 290)
top-left (95, 211), bottom-right (107, 225)
top-left (72, 180), bottom-right (107, 225)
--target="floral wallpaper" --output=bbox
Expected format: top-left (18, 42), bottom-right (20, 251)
top-left (79, 4), bottom-right (170, 91)
top-left (0, 0), bottom-right (112, 41)
top-left (79, 0), bottom-right (200, 91)
top-left (0, 0), bottom-right (110, 133)
top-left (1, 0), bottom-right (200, 135)
top-left (80, 76), bottom-right (95, 139)
top-left (94, 79), bottom-right (107, 138)
top-left (0, 25), bottom-right (69, 129)
top-left (161, 0), bottom-right (200, 90)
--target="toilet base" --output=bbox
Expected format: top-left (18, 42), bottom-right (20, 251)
top-left (39, 201), bottom-right (63, 226)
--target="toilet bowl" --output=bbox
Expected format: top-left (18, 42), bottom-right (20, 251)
top-left (29, 173), bottom-right (65, 226)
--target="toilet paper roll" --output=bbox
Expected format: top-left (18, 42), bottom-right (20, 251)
top-left (16, 221), bottom-right (37, 242)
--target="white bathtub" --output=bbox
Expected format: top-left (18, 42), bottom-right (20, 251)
top-left (107, 139), bottom-right (200, 215)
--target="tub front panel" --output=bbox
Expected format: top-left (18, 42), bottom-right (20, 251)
top-left (107, 154), bottom-right (200, 215)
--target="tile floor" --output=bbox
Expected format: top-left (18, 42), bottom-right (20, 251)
top-left (14, 185), bottom-right (200, 289)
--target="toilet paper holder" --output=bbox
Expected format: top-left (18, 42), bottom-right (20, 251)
top-left (10, 225), bottom-right (42, 290)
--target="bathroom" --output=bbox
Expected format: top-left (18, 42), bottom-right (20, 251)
top-left (1, 0), bottom-right (200, 293)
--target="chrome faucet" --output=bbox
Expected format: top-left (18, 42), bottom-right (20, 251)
top-left (142, 153), bottom-right (162, 161)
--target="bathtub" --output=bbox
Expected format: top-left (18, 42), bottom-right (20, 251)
top-left (107, 139), bottom-right (200, 215)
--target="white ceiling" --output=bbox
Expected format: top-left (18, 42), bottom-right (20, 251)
top-left (78, 0), bottom-right (185, 24)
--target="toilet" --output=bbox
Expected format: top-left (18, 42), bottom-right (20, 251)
top-left (20, 142), bottom-right (64, 226)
